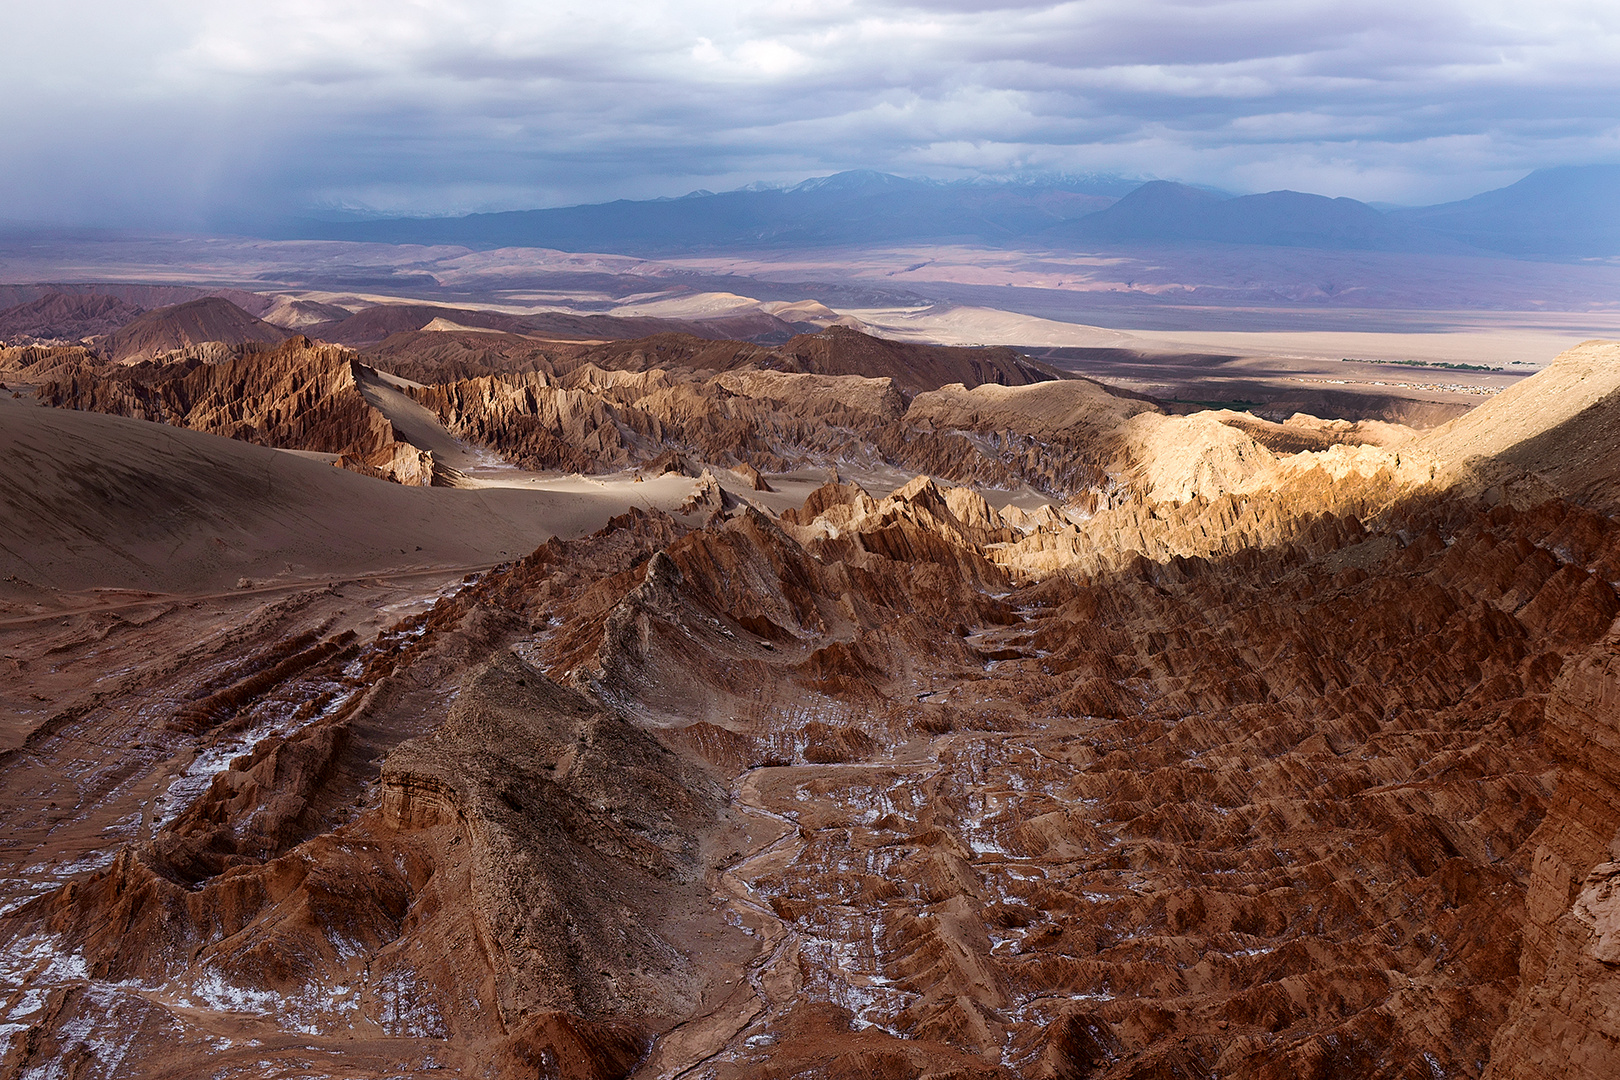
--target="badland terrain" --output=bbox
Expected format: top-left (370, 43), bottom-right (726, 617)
top-left (2, 178), bottom-right (1620, 1080)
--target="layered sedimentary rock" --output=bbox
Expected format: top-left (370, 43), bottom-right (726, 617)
top-left (22, 328), bottom-right (1078, 489)
top-left (0, 343), bottom-right (104, 386)
top-left (30, 321), bottom-right (1410, 504)
top-left (367, 324), bottom-right (1059, 392)
top-left (302, 303), bottom-right (703, 349)
top-left (543, 478), bottom-right (1620, 1079)
top-left (507, 325), bottom-right (1062, 393)
top-left (0, 513), bottom-right (739, 1079)
top-left (394, 342), bottom-right (1386, 502)
top-left (8, 474), bottom-right (1616, 1077)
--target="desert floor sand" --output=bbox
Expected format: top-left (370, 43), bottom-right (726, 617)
top-left (845, 304), bottom-right (1569, 392)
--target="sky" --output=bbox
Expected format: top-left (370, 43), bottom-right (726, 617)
top-left (4, 0), bottom-right (1620, 227)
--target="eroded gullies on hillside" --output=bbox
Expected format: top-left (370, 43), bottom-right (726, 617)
top-left (2, 479), bottom-right (1618, 1078)
top-left (3, 344), bottom-right (1620, 1078)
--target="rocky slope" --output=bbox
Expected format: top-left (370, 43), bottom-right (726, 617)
top-left (301, 303), bottom-right (765, 350)
top-left (364, 324), bottom-right (1060, 391)
top-left (1483, 620), bottom-right (1620, 1079)
top-left (35, 336), bottom-right (435, 484)
top-left (544, 325), bottom-right (1063, 393)
top-left (1, 343), bottom-right (105, 387)
top-left (383, 330), bottom-right (1344, 499)
top-left (1, 340), bottom-right (1618, 1079)
top-left (24, 326), bottom-right (1086, 490)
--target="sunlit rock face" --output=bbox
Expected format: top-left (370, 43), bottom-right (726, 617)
top-left (3, 341), bottom-right (1620, 1078)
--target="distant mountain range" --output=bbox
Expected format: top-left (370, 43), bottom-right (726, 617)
top-left (276, 166), bottom-right (1620, 259)
top-left (1389, 166), bottom-right (1620, 257)
top-left (274, 171), bottom-right (1133, 253)
top-left (1050, 181), bottom-right (1441, 252)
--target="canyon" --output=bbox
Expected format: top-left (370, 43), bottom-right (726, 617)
top-left (1, 299), bottom-right (1619, 1080)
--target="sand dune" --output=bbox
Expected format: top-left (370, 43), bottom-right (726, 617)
top-left (0, 395), bottom-right (708, 602)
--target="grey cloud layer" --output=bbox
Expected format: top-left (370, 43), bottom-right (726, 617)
top-left (5, 0), bottom-right (1619, 225)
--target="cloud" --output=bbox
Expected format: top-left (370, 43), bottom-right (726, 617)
top-left (2, 0), bottom-right (1618, 226)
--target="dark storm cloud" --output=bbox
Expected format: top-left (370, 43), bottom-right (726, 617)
top-left (4, 0), bottom-right (1618, 226)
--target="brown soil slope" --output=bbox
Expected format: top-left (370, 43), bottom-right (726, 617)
top-left (0, 292), bottom-right (144, 341)
top-left (104, 297), bottom-right (287, 362)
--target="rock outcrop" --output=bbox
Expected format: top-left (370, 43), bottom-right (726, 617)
top-left (36, 337), bottom-right (436, 485)
top-left (534, 480), bottom-right (1620, 1079)
top-left (0, 512), bottom-right (729, 1079)
top-left (0, 343), bottom-right (104, 385)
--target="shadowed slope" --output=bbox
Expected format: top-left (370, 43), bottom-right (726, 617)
top-left (104, 297), bottom-right (288, 362)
